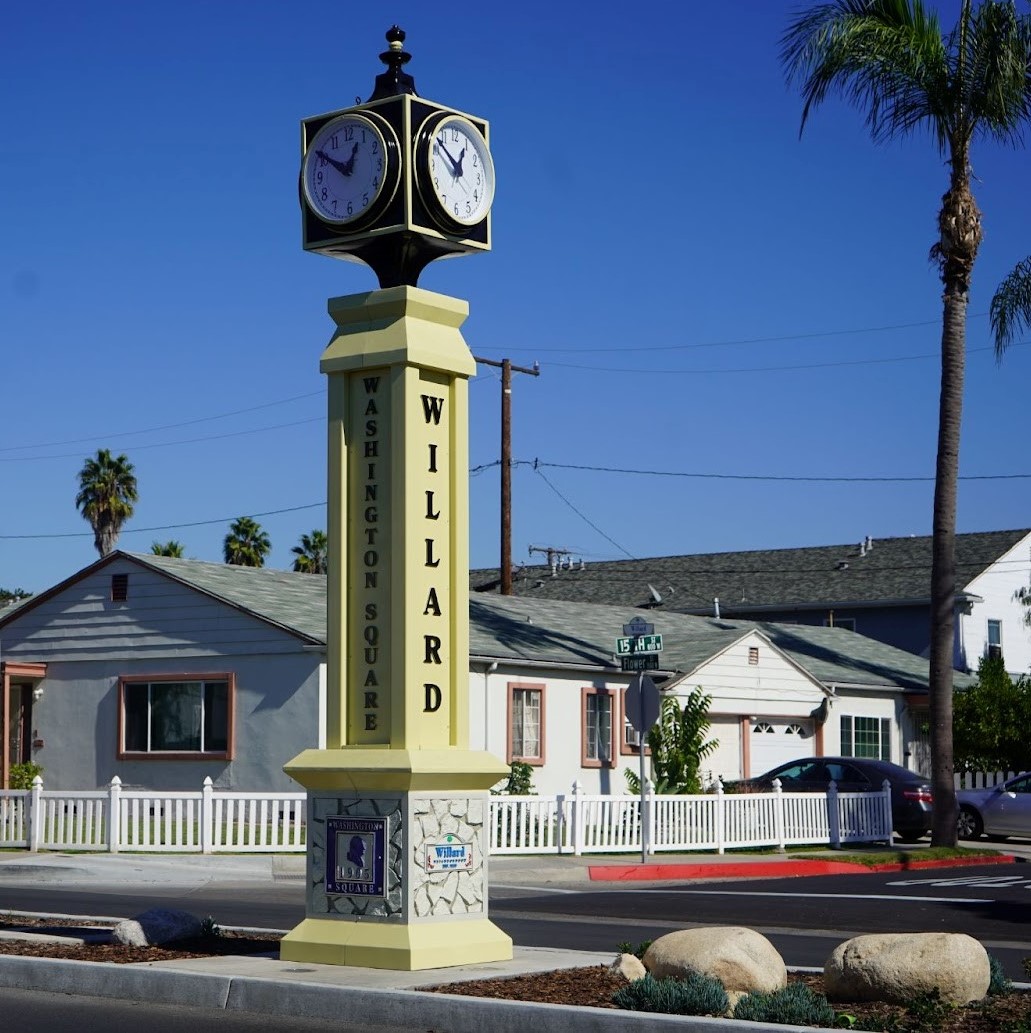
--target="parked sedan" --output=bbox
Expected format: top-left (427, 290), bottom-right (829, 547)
top-left (735, 756), bottom-right (934, 841)
top-left (957, 772), bottom-right (1031, 840)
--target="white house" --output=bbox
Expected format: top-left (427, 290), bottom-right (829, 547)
top-left (0, 552), bottom-right (967, 796)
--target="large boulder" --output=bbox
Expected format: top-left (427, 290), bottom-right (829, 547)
top-left (112, 908), bottom-right (204, 947)
top-left (643, 926), bottom-right (787, 994)
top-left (824, 932), bottom-right (990, 1006)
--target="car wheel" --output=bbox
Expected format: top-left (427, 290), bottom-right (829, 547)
top-left (957, 806), bottom-right (984, 840)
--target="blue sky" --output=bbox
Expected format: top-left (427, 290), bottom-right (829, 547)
top-left (3, 1), bottom-right (1030, 595)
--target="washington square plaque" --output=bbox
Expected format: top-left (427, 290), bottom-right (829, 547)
top-left (326, 815), bottom-right (388, 897)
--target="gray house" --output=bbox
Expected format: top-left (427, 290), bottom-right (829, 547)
top-left (0, 551), bottom-right (967, 793)
top-left (472, 529), bottom-right (1031, 676)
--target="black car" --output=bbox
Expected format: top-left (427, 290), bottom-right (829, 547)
top-left (734, 756), bottom-right (934, 842)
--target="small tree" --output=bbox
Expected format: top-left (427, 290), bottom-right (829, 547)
top-left (954, 654), bottom-right (1031, 773)
top-left (625, 689), bottom-right (719, 795)
top-left (151, 540), bottom-right (185, 557)
top-left (223, 516), bottom-right (271, 567)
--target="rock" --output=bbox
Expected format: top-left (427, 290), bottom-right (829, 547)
top-left (824, 932), bottom-right (990, 1006)
top-left (112, 908), bottom-right (204, 947)
top-left (609, 952), bottom-right (647, 982)
top-left (643, 926), bottom-right (787, 994)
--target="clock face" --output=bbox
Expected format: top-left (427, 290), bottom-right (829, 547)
top-left (302, 113), bottom-right (396, 225)
top-left (420, 115), bottom-right (495, 228)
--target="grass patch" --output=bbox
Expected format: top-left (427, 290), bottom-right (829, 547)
top-left (790, 845), bottom-right (1004, 866)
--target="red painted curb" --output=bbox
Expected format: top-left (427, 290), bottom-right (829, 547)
top-left (588, 853), bottom-right (1015, 881)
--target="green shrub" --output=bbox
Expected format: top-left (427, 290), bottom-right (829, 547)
top-left (8, 762), bottom-right (43, 790)
top-left (988, 952), bottom-right (1012, 995)
top-left (612, 972), bottom-right (729, 1016)
top-left (616, 939), bottom-right (652, 960)
top-left (733, 981), bottom-right (836, 1027)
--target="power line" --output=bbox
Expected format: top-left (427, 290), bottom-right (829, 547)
top-left (0, 391), bottom-right (324, 454)
top-left (534, 467), bottom-right (636, 561)
top-left (475, 311), bottom-right (992, 355)
top-left (531, 460), bottom-right (1031, 483)
top-left (542, 340), bottom-right (1028, 376)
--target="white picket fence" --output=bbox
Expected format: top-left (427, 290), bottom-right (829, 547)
top-left (489, 779), bottom-right (894, 855)
top-left (0, 776), bottom-right (306, 853)
top-left (954, 770), bottom-right (1024, 790)
top-left (0, 775), bottom-right (892, 855)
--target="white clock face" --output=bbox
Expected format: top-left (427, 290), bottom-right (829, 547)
top-left (303, 113), bottom-right (392, 225)
top-left (425, 116), bottom-right (495, 227)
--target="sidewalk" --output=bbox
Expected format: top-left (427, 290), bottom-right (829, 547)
top-left (0, 845), bottom-right (1022, 1033)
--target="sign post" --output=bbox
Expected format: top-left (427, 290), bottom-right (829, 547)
top-left (621, 617), bottom-right (662, 864)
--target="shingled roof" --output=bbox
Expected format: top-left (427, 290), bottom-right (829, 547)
top-left (470, 529), bottom-right (1031, 615)
top-left (0, 552), bottom-right (961, 695)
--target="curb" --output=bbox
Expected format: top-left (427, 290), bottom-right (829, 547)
top-left (0, 954), bottom-right (827, 1033)
top-left (589, 854), bottom-right (1016, 882)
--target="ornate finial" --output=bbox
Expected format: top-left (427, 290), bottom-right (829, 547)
top-left (367, 25), bottom-right (417, 101)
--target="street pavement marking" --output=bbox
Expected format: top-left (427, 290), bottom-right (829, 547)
top-left (885, 875), bottom-right (1031, 888)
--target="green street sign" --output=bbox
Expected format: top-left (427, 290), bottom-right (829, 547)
top-left (615, 634), bottom-right (663, 656)
top-left (621, 654), bottom-right (660, 672)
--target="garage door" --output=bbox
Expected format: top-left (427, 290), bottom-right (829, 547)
top-left (750, 718), bottom-right (814, 775)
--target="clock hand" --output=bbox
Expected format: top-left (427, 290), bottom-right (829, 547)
top-left (435, 139), bottom-right (461, 176)
top-left (316, 143), bottom-right (360, 177)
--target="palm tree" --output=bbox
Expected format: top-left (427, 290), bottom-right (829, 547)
top-left (151, 540), bottom-right (185, 558)
top-left (75, 449), bottom-right (138, 558)
top-left (291, 530), bottom-right (328, 574)
top-left (782, 0), bottom-right (1031, 846)
top-left (223, 516), bottom-right (271, 567)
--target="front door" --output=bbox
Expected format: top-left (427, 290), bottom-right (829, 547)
top-left (7, 685), bottom-right (31, 767)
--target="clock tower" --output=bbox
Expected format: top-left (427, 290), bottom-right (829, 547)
top-left (281, 29), bottom-right (511, 972)
top-left (299, 26), bottom-right (495, 288)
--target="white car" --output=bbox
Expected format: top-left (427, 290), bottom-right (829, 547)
top-left (957, 772), bottom-right (1031, 840)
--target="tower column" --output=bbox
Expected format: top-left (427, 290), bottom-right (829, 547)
top-left (282, 286), bottom-right (511, 971)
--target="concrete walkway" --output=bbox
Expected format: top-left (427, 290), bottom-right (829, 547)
top-left (0, 845), bottom-right (1022, 1033)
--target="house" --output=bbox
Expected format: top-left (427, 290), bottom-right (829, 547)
top-left (472, 529), bottom-right (1031, 676)
top-left (0, 551), bottom-right (968, 795)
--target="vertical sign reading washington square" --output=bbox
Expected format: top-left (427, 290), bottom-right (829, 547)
top-left (346, 365), bottom-right (452, 746)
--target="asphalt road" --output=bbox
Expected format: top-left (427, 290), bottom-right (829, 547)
top-left (2, 862), bottom-right (1030, 979)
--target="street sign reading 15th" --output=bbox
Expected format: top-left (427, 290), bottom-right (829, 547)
top-left (615, 634), bottom-right (663, 655)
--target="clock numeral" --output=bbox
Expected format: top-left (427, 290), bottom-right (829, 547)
top-left (372, 140), bottom-right (378, 154)
top-left (321, 187), bottom-right (328, 201)
top-left (473, 190), bottom-right (479, 203)
top-left (473, 154), bottom-right (479, 167)
top-left (343, 126), bottom-right (354, 142)
top-left (347, 200), bottom-right (353, 215)
top-left (316, 170), bottom-right (323, 184)
top-left (465, 201), bottom-right (471, 216)
top-left (453, 201), bottom-right (459, 216)
top-left (476, 173), bottom-right (481, 186)
top-left (362, 193), bottom-right (368, 207)
top-left (329, 134), bottom-right (339, 149)
top-left (377, 159), bottom-right (382, 172)
top-left (451, 128), bottom-right (460, 142)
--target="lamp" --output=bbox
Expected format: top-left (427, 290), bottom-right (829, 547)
top-left (32, 686), bottom-right (44, 703)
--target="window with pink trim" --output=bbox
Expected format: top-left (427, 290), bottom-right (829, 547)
top-left (582, 688), bottom-right (615, 767)
top-left (508, 684), bottom-right (544, 764)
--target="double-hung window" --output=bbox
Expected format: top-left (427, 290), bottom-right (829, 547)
top-left (508, 684), bottom-right (544, 764)
top-left (987, 619), bottom-right (1003, 661)
top-left (120, 674), bottom-right (233, 758)
top-left (840, 714), bottom-right (890, 761)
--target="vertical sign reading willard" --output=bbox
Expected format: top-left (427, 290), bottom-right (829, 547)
top-left (349, 369), bottom-right (391, 744)
top-left (414, 368), bottom-right (450, 746)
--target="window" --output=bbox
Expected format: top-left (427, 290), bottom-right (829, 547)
top-left (987, 619), bottom-right (1002, 660)
top-left (111, 574), bottom-right (129, 602)
top-left (748, 646), bottom-right (759, 665)
top-left (508, 684), bottom-right (544, 764)
top-left (120, 674), bottom-right (233, 758)
top-left (582, 688), bottom-right (614, 767)
top-left (840, 714), bottom-right (890, 761)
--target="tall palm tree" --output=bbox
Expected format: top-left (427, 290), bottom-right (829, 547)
top-left (223, 516), bottom-right (271, 567)
top-left (291, 530), bottom-right (328, 574)
top-left (782, 0), bottom-right (1031, 846)
top-left (75, 449), bottom-right (138, 558)
top-left (151, 540), bottom-right (185, 558)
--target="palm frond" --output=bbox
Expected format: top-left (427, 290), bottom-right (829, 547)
top-left (990, 255), bottom-right (1031, 357)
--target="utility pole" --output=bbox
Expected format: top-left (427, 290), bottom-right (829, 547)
top-left (473, 356), bottom-right (540, 595)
